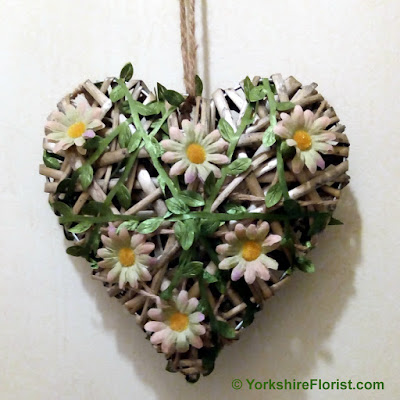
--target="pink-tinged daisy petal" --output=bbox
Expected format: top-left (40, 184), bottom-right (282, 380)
top-left (259, 254), bottom-right (279, 270)
top-left (184, 164), bottom-right (197, 184)
top-left (311, 116), bottom-right (330, 132)
top-left (53, 140), bottom-right (73, 153)
top-left (234, 224), bottom-right (247, 240)
top-left (185, 297), bottom-right (199, 314)
top-left (45, 121), bottom-right (68, 132)
top-left (189, 335), bottom-right (204, 349)
top-left (244, 265), bottom-right (257, 284)
top-left (161, 331), bottom-right (176, 354)
top-left (148, 308), bottom-right (164, 321)
top-left (176, 333), bottom-right (190, 352)
top-left (169, 159), bottom-right (188, 177)
top-left (97, 248), bottom-right (113, 259)
top-left (313, 132), bottom-right (336, 142)
top-left (135, 242), bottom-right (155, 255)
top-left (176, 290), bottom-right (189, 311)
top-left (280, 112), bottom-right (290, 122)
top-left (74, 136), bottom-right (85, 147)
top-left (219, 256), bottom-right (240, 270)
top-left (130, 234), bottom-right (145, 249)
top-left (86, 119), bottom-right (105, 130)
top-left (303, 109), bottom-right (315, 130)
top-left (98, 259), bottom-right (115, 269)
top-left (253, 261), bottom-right (271, 281)
top-left (292, 105), bottom-right (305, 127)
top-left (150, 329), bottom-right (168, 345)
top-left (114, 228), bottom-right (131, 246)
top-left (246, 224), bottom-right (258, 240)
top-left (315, 152), bottom-right (326, 169)
top-left (169, 127), bottom-right (185, 142)
top-left (83, 130), bottom-right (95, 139)
top-left (291, 153), bottom-right (304, 174)
top-left (118, 268), bottom-right (128, 289)
top-left (191, 324), bottom-right (206, 336)
top-left (231, 264), bottom-right (245, 281)
top-left (144, 321), bottom-right (166, 333)
top-left (89, 107), bottom-right (103, 121)
top-left (286, 139), bottom-right (297, 147)
top-left (100, 235), bottom-right (113, 248)
top-left (126, 268), bottom-right (139, 288)
top-left (225, 232), bottom-right (238, 245)
top-left (313, 142), bottom-right (333, 153)
top-left (216, 243), bottom-right (230, 255)
top-left (76, 146), bottom-right (87, 155)
top-left (194, 123), bottom-right (206, 136)
top-left (161, 151), bottom-right (181, 163)
top-left (189, 312), bottom-right (205, 323)
top-left (202, 129), bottom-right (221, 145)
top-left (206, 138), bottom-right (228, 153)
top-left (274, 123), bottom-right (291, 139)
top-left (72, 94), bottom-right (90, 112)
top-left (181, 119), bottom-right (192, 133)
top-left (195, 164), bottom-right (211, 182)
top-left (262, 234), bottom-right (281, 248)
top-left (304, 150), bottom-right (318, 174)
top-left (160, 139), bottom-right (184, 152)
top-left (206, 153), bottom-right (229, 164)
top-left (138, 264), bottom-right (152, 281)
top-left (107, 265), bottom-right (122, 283)
top-left (203, 162), bottom-right (222, 178)
top-left (46, 132), bottom-right (67, 141)
top-left (256, 222), bottom-right (270, 240)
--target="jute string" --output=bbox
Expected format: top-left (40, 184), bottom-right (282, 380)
top-left (180, 0), bottom-right (197, 97)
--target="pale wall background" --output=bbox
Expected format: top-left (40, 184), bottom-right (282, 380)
top-left (0, 0), bottom-right (399, 399)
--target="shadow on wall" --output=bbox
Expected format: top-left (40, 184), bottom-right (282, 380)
top-left (71, 187), bottom-right (361, 400)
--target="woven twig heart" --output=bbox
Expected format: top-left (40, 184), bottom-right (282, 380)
top-left (40, 70), bottom-right (350, 381)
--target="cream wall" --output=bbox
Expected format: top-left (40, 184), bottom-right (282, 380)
top-left (0, 0), bottom-right (399, 399)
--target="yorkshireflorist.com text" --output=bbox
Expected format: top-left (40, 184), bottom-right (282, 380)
top-left (231, 378), bottom-right (384, 391)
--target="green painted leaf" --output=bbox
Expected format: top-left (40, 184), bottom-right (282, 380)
top-left (262, 126), bottom-right (276, 147)
top-left (243, 76), bottom-right (254, 102)
top-left (200, 220), bottom-right (220, 236)
top-left (215, 321), bottom-right (236, 339)
top-left (120, 62), bottom-right (134, 81)
top-left (283, 199), bottom-right (302, 218)
top-left (149, 136), bottom-right (164, 157)
top-left (276, 101), bottom-right (296, 111)
top-left (226, 157), bottom-right (252, 175)
top-left (329, 217), bottom-right (344, 225)
top-left (240, 105), bottom-right (255, 126)
top-left (164, 90), bottom-right (185, 106)
top-left (116, 220), bottom-right (139, 233)
top-left (127, 132), bottom-right (141, 153)
top-left (166, 197), bottom-right (189, 215)
top-left (66, 245), bottom-right (88, 257)
top-left (295, 256), bottom-right (315, 273)
top-left (195, 75), bottom-right (203, 96)
top-left (218, 118), bottom-right (236, 142)
top-left (203, 271), bottom-right (218, 284)
top-left (249, 85), bottom-right (267, 102)
top-left (157, 176), bottom-right (167, 196)
top-left (308, 213), bottom-right (331, 236)
top-left (179, 190), bottom-right (205, 207)
top-left (265, 183), bottom-right (282, 207)
top-left (78, 164), bottom-right (93, 191)
top-left (68, 221), bottom-right (93, 234)
top-left (83, 136), bottom-right (103, 150)
top-left (204, 172), bottom-right (216, 196)
top-left (52, 201), bottom-right (72, 216)
top-left (157, 83), bottom-right (167, 101)
top-left (181, 261), bottom-right (203, 277)
top-left (174, 220), bottom-right (195, 250)
top-left (118, 122), bottom-right (131, 148)
top-left (116, 184), bottom-right (131, 209)
top-left (110, 85), bottom-right (125, 102)
top-left (81, 201), bottom-right (113, 216)
top-left (224, 203), bottom-right (247, 214)
top-left (43, 150), bottom-right (60, 169)
top-left (136, 218), bottom-right (163, 234)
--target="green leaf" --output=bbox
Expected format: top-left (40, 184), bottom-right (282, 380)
top-left (52, 201), bottom-right (72, 216)
top-left (83, 136), bottom-right (103, 150)
top-left (226, 157), bottom-right (252, 175)
top-left (181, 261), bottom-right (203, 278)
top-left (218, 118), bottom-right (236, 142)
top-left (224, 203), bottom-right (247, 215)
top-left (283, 199), bottom-right (302, 218)
top-left (81, 201), bottom-right (113, 216)
top-left (215, 321), bottom-right (236, 339)
top-left (157, 83), bottom-right (167, 101)
top-left (204, 172), bottom-right (216, 196)
top-left (127, 132), bottom-right (141, 153)
top-left (116, 184), bottom-right (131, 209)
top-left (157, 176), bottom-right (167, 196)
top-left (116, 220), bottom-right (139, 233)
top-left (295, 256), bottom-right (316, 273)
top-left (118, 122), bottom-right (131, 148)
top-left (265, 183), bottom-right (282, 207)
top-left (120, 62), bottom-right (134, 81)
top-left (174, 220), bottom-right (195, 250)
top-left (43, 150), bottom-right (60, 169)
top-left (242, 302), bottom-right (259, 328)
top-left (249, 85), bottom-right (267, 102)
top-left (200, 220), bottom-right (220, 236)
top-left (195, 75), bottom-right (203, 96)
top-left (203, 271), bottom-right (218, 284)
top-left (110, 85), bottom-right (125, 102)
top-left (178, 191), bottom-right (205, 207)
top-left (243, 76), bottom-right (254, 102)
top-left (280, 140), bottom-right (296, 160)
top-left (149, 136), bottom-right (164, 157)
top-left (329, 217), bottom-right (344, 226)
top-left (262, 126), bottom-right (276, 148)
top-left (276, 101), bottom-right (296, 111)
top-left (240, 105), bottom-right (255, 126)
top-left (68, 221), bottom-right (93, 234)
top-left (164, 90), bottom-right (185, 106)
top-left (66, 245), bottom-right (88, 257)
top-left (308, 213), bottom-right (331, 236)
top-left (78, 164), bottom-right (93, 191)
top-left (166, 197), bottom-right (189, 215)
top-left (136, 217), bottom-right (163, 234)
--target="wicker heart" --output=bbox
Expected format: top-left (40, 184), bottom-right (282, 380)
top-left (40, 71), bottom-right (349, 381)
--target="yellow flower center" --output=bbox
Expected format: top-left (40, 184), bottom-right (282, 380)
top-left (169, 312), bottom-right (189, 332)
top-left (293, 130), bottom-right (312, 151)
top-left (242, 241), bottom-right (262, 261)
top-left (186, 143), bottom-right (206, 164)
top-left (67, 121), bottom-right (87, 138)
top-left (118, 247), bottom-right (135, 267)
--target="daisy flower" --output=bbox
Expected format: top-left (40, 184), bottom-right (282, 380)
top-left (216, 222), bottom-right (281, 285)
top-left (274, 105), bottom-right (336, 174)
top-left (97, 228), bottom-right (155, 289)
top-left (160, 120), bottom-right (229, 184)
top-left (144, 290), bottom-right (206, 354)
top-left (45, 94), bottom-right (105, 154)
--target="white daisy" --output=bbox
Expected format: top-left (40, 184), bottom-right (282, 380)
top-left (144, 290), bottom-right (206, 354)
top-left (274, 105), bottom-right (336, 174)
top-left (45, 94), bottom-right (105, 155)
top-left (216, 222), bottom-right (281, 285)
top-left (160, 120), bottom-right (229, 184)
top-left (97, 228), bottom-right (155, 289)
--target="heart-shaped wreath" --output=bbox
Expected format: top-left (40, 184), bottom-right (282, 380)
top-left (40, 63), bottom-right (349, 381)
